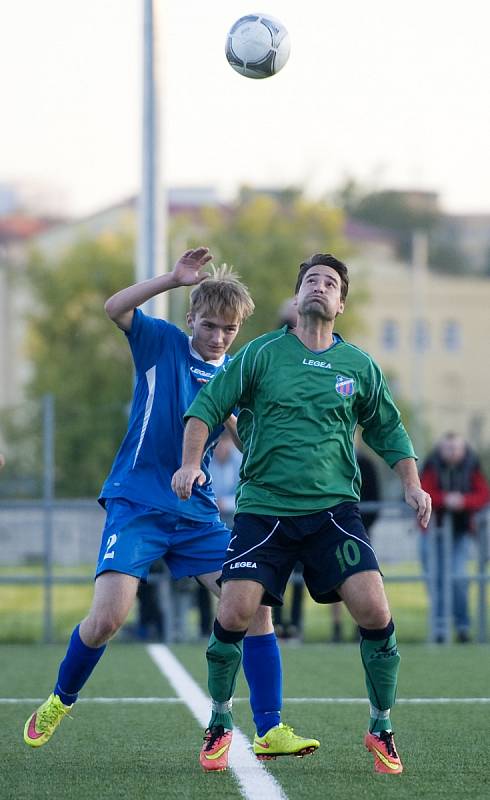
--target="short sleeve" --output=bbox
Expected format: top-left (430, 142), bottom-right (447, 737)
top-left (126, 309), bottom-right (179, 373)
top-left (358, 358), bottom-right (416, 467)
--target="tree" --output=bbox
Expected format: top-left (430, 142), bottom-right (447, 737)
top-left (345, 186), bottom-right (438, 260)
top-left (2, 191), bottom-right (367, 498)
top-left (429, 239), bottom-right (466, 275)
top-left (173, 187), bottom-right (364, 346)
top-left (4, 233), bottom-right (134, 497)
top-left (335, 178), bottom-right (467, 273)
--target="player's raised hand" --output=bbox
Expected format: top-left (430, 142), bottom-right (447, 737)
top-left (171, 465), bottom-right (206, 500)
top-left (172, 247), bottom-right (213, 286)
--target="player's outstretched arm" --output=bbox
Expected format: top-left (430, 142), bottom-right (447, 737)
top-left (394, 457), bottom-right (432, 528)
top-left (172, 418), bottom-right (210, 500)
top-left (104, 247), bottom-right (213, 331)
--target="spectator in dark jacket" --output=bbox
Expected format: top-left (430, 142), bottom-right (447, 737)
top-left (420, 432), bottom-right (490, 642)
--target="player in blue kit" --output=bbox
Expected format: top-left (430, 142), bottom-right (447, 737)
top-left (24, 247), bottom-right (317, 771)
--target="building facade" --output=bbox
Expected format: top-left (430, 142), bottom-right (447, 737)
top-left (1, 195), bottom-right (489, 456)
top-left (349, 246), bottom-right (490, 453)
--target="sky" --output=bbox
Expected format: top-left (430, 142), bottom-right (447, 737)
top-left (2, 0), bottom-right (490, 217)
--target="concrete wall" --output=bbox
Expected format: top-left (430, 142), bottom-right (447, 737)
top-left (0, 504), bottom-right (104, 567)
top-left (0, 503), bottom-right (421, 567)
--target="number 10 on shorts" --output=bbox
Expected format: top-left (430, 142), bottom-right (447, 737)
top-left (335, 540), bottom-right (361, 574)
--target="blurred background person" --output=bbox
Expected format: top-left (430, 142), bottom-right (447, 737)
top-left (277, 297), bottom-right (298, 329)
top-left (130, 560), bottom-right (195, 643)
top-left (273, 563), bottom-right (304, 642)
top-left (419, 432), bottom-right (490, 643)
top-left (209, 429), bottom-right (241, 530)
top-left (134, 560), bottom-right (165, 641)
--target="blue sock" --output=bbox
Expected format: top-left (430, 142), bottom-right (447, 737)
top-left (242, 632), bottom-right (282, 736)
top-left (54, 625), bottom-right (106, 705)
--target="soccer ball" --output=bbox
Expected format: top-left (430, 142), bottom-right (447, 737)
top-left (225, 13), bottom-right (290, 79)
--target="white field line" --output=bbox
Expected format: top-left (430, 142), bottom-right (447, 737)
top-left (3, 696), bottom-right (490, 704)
top-left (147, 643), bottom-right (288, 800)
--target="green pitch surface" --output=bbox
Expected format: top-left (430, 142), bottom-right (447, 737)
top-left (2, 643), bottom-right (489, 800)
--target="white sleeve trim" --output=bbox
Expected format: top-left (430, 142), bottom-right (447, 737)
top-left (132, 365), bottom-right (156, 468)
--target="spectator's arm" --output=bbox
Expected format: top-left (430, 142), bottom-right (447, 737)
top-left (461, 470), bottom-right (490, 512)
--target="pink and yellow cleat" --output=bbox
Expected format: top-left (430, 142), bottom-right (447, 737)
top-left (24, 693), bottom-right (73, 748)
top-left (364, 730), bottom-right (403, 774)
top-left (199, 725), bottom-right (233, 772)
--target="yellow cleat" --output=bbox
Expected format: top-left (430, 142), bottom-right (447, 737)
top-left (24, 693), bottom-right (72, 748)
top-left (253, 722), bottom-right (320, 760)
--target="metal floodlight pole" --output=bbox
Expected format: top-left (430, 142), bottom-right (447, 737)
top-left (137, 0), bottom-right (167, 318)
top-left (42, 394), bottom-right (55, 644)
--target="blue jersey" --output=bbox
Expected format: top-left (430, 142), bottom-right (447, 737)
top-left (99, 309), bottom-right (227, 521)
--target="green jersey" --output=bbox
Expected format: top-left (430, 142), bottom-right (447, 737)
top-left (185, 327), bottom-right (416, 516)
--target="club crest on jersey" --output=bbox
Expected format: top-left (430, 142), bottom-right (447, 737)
top-left (335, 374), bottom-right (356, 397)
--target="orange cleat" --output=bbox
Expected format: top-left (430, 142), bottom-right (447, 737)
top-left (364, 730), bottom-right (403, 774)
top-left (199, 725), bottom-right (233, 772)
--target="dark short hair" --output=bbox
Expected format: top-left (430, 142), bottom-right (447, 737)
top-left (295, 254), bottom-right (349, 301)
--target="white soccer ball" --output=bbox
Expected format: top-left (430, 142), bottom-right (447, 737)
top-left (225, 13), bottom-right (290, 79)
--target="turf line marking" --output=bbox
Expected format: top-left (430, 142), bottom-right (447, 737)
top-left (147, 644), bottom-right (288, 800)
top-left (281, 698), bottom-right (490, 704)
top-left (2, 696), bottom-right (490, 704)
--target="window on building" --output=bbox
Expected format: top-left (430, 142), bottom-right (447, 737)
top-left (381, 320), bottom-right (399, 351)
top-left (443, 320), bottom-right (461, 352)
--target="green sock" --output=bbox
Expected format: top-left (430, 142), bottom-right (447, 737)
top-left (360, 629), bottom-right (400, 734)
top-left (206, 632), bottom-right (243, 730)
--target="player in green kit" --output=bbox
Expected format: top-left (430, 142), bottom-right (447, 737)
top-left (173, 253), bottom-right (432, 774)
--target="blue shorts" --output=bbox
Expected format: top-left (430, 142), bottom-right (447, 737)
top-left (95, 498), bottom-right (231, 581)
top-left (219, 501), bottom-right (380, 605)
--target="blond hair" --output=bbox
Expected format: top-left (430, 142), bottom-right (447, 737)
top-left (189, 263), bottom-right (255, 322)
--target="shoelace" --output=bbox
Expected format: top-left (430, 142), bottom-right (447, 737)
top-left (38, 703), bottom-right (71, 731)
top-left (39, 703), bottom-right (66, 731)
top-left (378, 730), bottom-right (398, 758)
top-left (203, 725), bottom-right (226, 751)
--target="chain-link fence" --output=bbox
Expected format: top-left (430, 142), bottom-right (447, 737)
top-left (0, 396), bottom-right (488, 643)
top-left (0, 496), bottom-right (488, 644)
